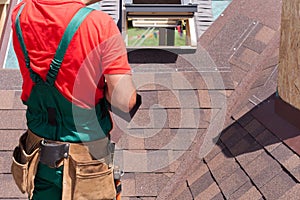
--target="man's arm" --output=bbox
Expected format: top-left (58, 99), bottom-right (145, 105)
top-left (104, 74), bottom-right (137, 112)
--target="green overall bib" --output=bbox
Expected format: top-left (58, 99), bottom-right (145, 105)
top-left (15, 4), bottom-right (113, 199)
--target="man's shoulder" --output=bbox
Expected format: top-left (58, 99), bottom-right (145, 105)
top-left (11, 2), bottom-right (25, 23)
top-left (88, 9), bottom-right (115, 23)
top-left (83, 8), bottom-right (118, 34)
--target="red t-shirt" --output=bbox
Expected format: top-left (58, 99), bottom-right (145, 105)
top-left (11, 0), bottom-right (131, 108)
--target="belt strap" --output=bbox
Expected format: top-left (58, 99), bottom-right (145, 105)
top-left (40, 141), bottom-right (70, 168)
top-left (27, 130), bottom-right (113, 168)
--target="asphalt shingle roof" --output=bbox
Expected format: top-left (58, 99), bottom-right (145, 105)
top-left (1, 0), bottom-right (300, 199)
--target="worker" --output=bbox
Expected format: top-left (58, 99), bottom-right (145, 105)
top-left (10, 0), bottom-right (138, 199)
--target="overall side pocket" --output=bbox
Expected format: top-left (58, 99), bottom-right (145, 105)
top-left (69, 156), bottom-right (116, 200)
top-left (11, 146), bottom-right (27, 193)
top-left (11, 132), bottom-right (40, 195)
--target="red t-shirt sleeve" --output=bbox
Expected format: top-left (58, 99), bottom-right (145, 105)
top-left (99, 18), bottom-right (131, 75)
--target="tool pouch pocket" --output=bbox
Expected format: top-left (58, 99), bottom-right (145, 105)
top-left (69, 155), bottom-right (116, 200)
top-left (11, 132), bottom-right (40, 197)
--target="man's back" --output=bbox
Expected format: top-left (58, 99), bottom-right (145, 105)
top-left (12, 0), bottom-right (131, 109)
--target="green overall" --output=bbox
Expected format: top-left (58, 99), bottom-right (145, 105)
top-left (15, 4), bottom-right (112, 199)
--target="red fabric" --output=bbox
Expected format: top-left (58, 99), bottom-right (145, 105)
top-left (11, 0), bottom-right (131, 108)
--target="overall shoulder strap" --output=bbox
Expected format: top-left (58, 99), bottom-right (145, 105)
top-left (15, 3), bottom-right (43, 83)
top-left (46, 7), bottom-right (94, 86)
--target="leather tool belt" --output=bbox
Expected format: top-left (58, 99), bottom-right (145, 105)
top-left (11, 130), bottom-right (118, 200)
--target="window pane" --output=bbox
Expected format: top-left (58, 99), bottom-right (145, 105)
top-left (212, 0), bottom-right (232, 20)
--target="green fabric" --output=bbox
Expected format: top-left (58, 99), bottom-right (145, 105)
top-left (25, 84), bottom-right (112, 142)
top-left (32, 163), bottom-right (63, 200)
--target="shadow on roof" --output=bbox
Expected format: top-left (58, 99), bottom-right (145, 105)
top-left (128, 49), bottom-right (178, 63)
top-left (216, 93), bottom-right (300, 159)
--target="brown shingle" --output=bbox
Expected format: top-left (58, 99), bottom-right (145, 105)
top-left (243, 37), bottom-right (267, 54)
top-left (122, 173), bottom-right (136, 196)
top-left (187, 162), bottom-right (209, 185)
top-left (211, 156), bottom-right (240, 184)
top-left (167, 109), bottom-right (197, 129)
top-left (0, 152), bottom-right (12, 173)
top-left (255, 25), bottom-right (276, 44)
top-left (122, 150), bottom-right (148, 172)
top-left (129, 109), bottom-right (154, 129)
top-left (206, 14), bottom-right (252, 68)
top-left (236, 186), bottom-right (263, 200)
top-left (139, 91), bottom-right (158, 109)
top-left (243, 151), bottom-right (282, 188)
top-left (157, 90), bottom-right (180, 108)
top-left (252, 162), bottom-right (282, 188)
top-left (178, 90), bottom-right (200, 108)
top-left (255, 129), bottom-right (281, 152)
top-left (243, 151), bottom-right (278, 178)
top-left (135, 173), bottom-right (160, 196)
top-left (284, 135), bottom-right (300, 157)
top-left (207, 90), bottom-right (228, 109)
top-left (116, 131), bottom-right (145, 150)
top-left (235, 142), bottom-right (264, 167)
top-left (270, 143), bottom-right (296, 164)
top-left (271, 144), bottom-right (300, 181)
top-left (232, 102), bottom-right (255, 121)
top-left (228, 181), bottom-right (253, 200)
top-left (198, 90), bottom-right (211, 108)
top-left (239, 49), bottom-right (260, 66)
top-left (163, 179), bottom-right (189, 200)
top-left (174, 186), bottom-right (194, 200)
top-left (207, 149), bottom-right (233, 171)
top-left (0, 174), bottom-right (27, 198)
top-left (243, 118), bottom-right (266, 137)
top-left (260, 171), bottom-right (297, 199)
top-left (154, 73), bottom-right (173, 90)
top-left (227, 134), bottom-right (257, 156)
top-left (229, 54), bottom-right (252, 72)
top-left (0, 70), bottom-right (22, 90)
top-left (194, 182), bottom-right (222, 200)
top-left (218, 168), bottom-right (249, 199)
top-left (172, 72), bottom-right (207, 90)
top-left (204, 142), bottom-right (225, 162)
top-left (250, 67), bottom-right (277, 90)
top-left (0, 90), bottom-right (15, 109)
top-left (220, 124), bottom-right (248, 148)
top-left (278, 184), bottom-right (300, 200)
top-left (231, 65), bottom-right (248, 86)
top-left (152, 108), bottom-right (169, 129)
top-left (146, 150), bottom-right (171, 172)
top-left (144, 129), bottom-right (173, 150)
top-left (189, 171), bottom-right (215, 197)
top-left (0, 110), bottom-right (26, 129)
top-left (0, 130), bottom-right (24, 150)
top-left (236, 113), bottom-right (254, 127)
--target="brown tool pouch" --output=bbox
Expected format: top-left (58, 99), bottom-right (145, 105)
top-left (59, 138), bottom-right (116, 200)
top-left (11, 131), bottom-right (41, 199)
top-left (68, 155), bottom-right (116, 200)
